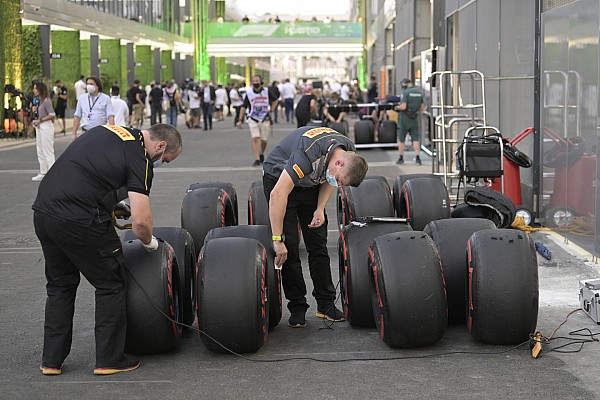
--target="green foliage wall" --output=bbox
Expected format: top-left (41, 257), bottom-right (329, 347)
top-left (22, 25), bottom-right (44, 94)
top-left (2, 0), bottom-right (23, 90)
top-left (160, 50), bottom-right (173, 83)
top-left (51, 30), bottom-right (81, 107)
top-left (80, 40), bottom-right (90, 78)
top-left (100, 39), bottom-right (121, 91)
top-left (134, 45), bottom-right (153, 86)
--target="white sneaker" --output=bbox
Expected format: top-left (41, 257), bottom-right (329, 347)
top-left (31, 174), bottom-right (45, 181)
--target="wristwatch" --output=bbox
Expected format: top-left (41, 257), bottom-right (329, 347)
top-left (272, 234), bottom-right (286, 242)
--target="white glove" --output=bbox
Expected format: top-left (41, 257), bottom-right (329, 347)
top-left (141, 236), bottom-right (159, 252)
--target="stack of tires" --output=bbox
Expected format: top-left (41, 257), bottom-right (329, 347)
top-left (122, 180), bottom-right (281, 356)
top-left (338, 173), bottom-right (539, 348)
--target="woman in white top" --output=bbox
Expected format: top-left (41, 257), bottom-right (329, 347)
top-left (214, 84), bottom-right (227, 122)
top-left (229, 84), bottom-right (243, 127)
top-left (30, 82), bottom-right (56, 181)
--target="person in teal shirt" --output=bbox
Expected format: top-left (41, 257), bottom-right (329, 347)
top-left (394, 78), bottom-right (425, 165)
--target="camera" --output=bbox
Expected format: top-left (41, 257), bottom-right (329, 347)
top-left (4, 84), bottom-right (23, 97)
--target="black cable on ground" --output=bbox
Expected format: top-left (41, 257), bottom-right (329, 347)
top-left (535, 309), bottom-right (600, 355)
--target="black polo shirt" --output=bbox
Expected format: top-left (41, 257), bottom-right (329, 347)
top-left (263, 126), bottom-right (355, 188)
top-left (32, 125), bottom-right (153, 226)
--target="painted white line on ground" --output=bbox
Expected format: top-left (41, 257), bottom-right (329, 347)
top-left (0, 247), bottom-right (42, 250)
top-left (30, 380), bottom-right (173, 384)
top-left (0, 252), bottom-right (43, 254)
top-left (0, 161), bottom-right (402, 175)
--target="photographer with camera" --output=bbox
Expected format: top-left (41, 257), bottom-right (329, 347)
top-left (31, 82), bottom-right (56, 181)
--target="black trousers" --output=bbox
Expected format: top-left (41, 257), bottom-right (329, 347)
top-left (34, 211), bottom-right (128, 368)
top-left (263, 174), bottom-right (336, 312)
top-left (150, 103), bottom-right (162, 125)
top-left (202, 103), bottom-right (213, 129)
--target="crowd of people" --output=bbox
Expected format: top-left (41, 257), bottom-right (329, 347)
top-left (22, 72), bottom-right (424, 179)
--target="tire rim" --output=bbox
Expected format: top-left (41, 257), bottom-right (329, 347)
top-left (552, 209), bottom-right (574, 227)
top-left (516, 209), bottom-right (532, 225)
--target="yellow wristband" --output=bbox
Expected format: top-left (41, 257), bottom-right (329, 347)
top-left (272, 235), bottom-right (281, 241)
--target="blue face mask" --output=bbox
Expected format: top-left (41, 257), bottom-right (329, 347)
top-left (325, 168), bottom-right (338, 187)
top-left (152, 146), bottom-right (166, 168)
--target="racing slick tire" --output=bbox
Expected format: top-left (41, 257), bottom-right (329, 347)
top-left (401, 177), bottom-right (450, 230)
top-left (204, 225), bottom-right (282, 330)
top-left (188, 181), bottom-right (239, 225)
top-left (378, 120), bottom-right (397, 143)
top-left (248, 180), bottom-right (270, 226)
top-left (327, 121), bottom-right (347, 136)
top-left (392, 174), bottom-right (438, 217)
top-left (123, 227), bottom-right (197, 328)
top-left (467, 229), bottom-right (539, 345)
top-left (337, 176), bottom-right (394, 230)
top-left (354, 120), bottom-right (374, 144)
top-left (369, 231), bottom-right (447, 348)
top-left (122, 239), bottom-right (183, 355)
top-left (423, 218), bottom-right (496, 324)
top-left (197, 237), bottom-right (268, 353)
top-left (181, 187), bottom-right (236, 258)
top-left (339, 221), bottom-right (413, 327)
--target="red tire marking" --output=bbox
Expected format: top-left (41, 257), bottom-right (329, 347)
top-left (248, 194), bottom-right (254, 224)
top-left (467, 239), bottom-right (474, 332)
top-left (402, 186), bottom-right (410, 219)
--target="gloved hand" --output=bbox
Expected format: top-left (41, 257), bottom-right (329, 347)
top-left (141, 236), bottom-right (159, 252)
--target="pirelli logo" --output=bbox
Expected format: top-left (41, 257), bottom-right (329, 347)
top-left (104, 125), bottom-right (135, 141)
top-left (292, 164), bottom-right (304, 179)
top-left (302, 127), bottom-right (334, 138)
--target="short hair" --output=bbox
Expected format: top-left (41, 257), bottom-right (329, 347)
top-left (148, 124), bottom-right (183, 154)
top-left (133, 79), bottom-right (140, 85)
top-left (111, 85), bottom-right (120, 96)
top-left (251, 75), bottom-right (263, 84)
top-left (55, 79), bottom-right (62, 84)
top-left (343, 153), bottom-right (368, 187)
top-left (86, 76), bottom-right (102, 92)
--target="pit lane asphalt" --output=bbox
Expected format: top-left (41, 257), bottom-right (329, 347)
top-left (1, 115), bottom-right (599, 400)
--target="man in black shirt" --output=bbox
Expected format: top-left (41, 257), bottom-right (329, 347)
top-left (54, 80), bottom-right (68, 134)
top-left (149, 81), bottom-right (164, 125)
top-left (367, 73), bottom-right (378, 103)
top-left (262, 126), bottom-right (368, 327)
top-left (33, 123), bottom-right (182, 376)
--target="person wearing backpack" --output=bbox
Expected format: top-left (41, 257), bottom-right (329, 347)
top-left (394, 78), bottom-right (425, 165)
top-left (163, 80), bottom-right (182, 127)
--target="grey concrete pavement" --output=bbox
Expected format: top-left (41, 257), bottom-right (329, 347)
top-left (1, 114), bottom-right (599, 399)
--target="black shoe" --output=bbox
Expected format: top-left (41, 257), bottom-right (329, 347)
top-left (288, 309), bottom-right (306, 328)
top-left (252, 159), bottom-right (261, 167)
top-left (94, 356), bottom-right (140, 375)
top-left (259, 154), bottom-right (264, 164)
top-left (316, 305), bottom-right (346, 322)
top-left (415, 156), bottom-right (422, 165)
top-left (396, 157), bottom-right (404, 165)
